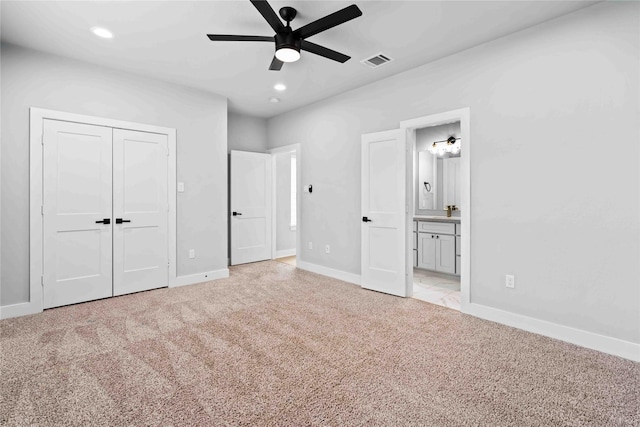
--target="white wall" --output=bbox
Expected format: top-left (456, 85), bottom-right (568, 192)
top-left (267, 2), bottom-right (639, 344)
top-left (1, 44), bottom-right (228, 306)
top-left (275, 152), bottom-right (296, 254)
top-left (228, 112), bottom-right (268, 153)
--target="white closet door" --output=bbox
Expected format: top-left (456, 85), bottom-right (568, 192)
top-left (43, 120), bottom-right (113, 309)
top-left (230, 150), bottom-right (272, 265)
top-left (113, 129), bottom-right (168, 296)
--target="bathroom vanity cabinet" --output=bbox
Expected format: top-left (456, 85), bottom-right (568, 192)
top-left (413, 219), bottom-right (460, 275)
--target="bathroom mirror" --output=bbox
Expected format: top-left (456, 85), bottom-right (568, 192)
top-left (415, 122), bottom-right (461, 216)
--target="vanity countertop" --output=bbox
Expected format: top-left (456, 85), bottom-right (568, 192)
top-left (414, 215), bottom-right (461, 224)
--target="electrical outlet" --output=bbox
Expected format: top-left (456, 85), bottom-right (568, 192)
top-left (177, 182), bottom-right (185, 193)
top-left (189, 249), bottom-right (195, 259)
top-left (505, 274), bottom-right (515, 289)
top-left (325, 244), bottom-right (330, 254)
top-left (308, 242), bottom-right (313, 250)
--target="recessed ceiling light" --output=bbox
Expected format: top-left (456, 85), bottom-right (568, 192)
top-left (91, 27), bottom-right (113, 39)
top-left (269, 97), bottom-right (280, 103)
top-left (274, 83), bottom-right (287, 91)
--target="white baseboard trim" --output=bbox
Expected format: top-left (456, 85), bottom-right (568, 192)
top-left (0, 301), bottom-right (42, 320)
top-left (170, 269), bottom-right (229, 288)
top-left (466, 302), bottom-right (640, 362)
top-left (274, 249), bottom-right (296, 259)
top-left (297, 260), bottom-right (361, 286)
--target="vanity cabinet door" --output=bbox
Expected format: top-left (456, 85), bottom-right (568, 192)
top-left (435, 234), bottom-right (456, 275)
top-left (417, 233), bottom-right (437, 270)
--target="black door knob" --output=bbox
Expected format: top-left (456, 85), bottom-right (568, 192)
top-left (232, 211), bottom-right (242, 216)
top-left (95, 218), bottom-right (111, 224)
top-left (115, 218), bottom-right (131, 224)
top-left (362, 216), bottom-right (372, 222)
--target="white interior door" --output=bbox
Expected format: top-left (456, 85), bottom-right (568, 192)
top-left (113, 129), bottom-right (168, 296)
top-left (231, 150), bottom-right (272, 265)
top-left (43, 120), bottom-right (113, 308)
top-left (361, 129), bottom-right (409, 297)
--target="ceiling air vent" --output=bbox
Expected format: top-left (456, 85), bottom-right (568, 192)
top-left (361, 53), bottom-right (393, 68)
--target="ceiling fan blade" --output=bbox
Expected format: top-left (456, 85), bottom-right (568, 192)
top-left (207, 34), bottom-right (273, 42)
top-left (293, 4), bottom-right (362, 40)
top-left (301, 40), bottom-right (350, 63)
top-left (250, 0), bottom-right (285, 33)
top-left (269, 56), bottom-right (284, 71)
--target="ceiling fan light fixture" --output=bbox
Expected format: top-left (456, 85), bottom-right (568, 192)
top-left (275, 47), bottom-right (300, 63)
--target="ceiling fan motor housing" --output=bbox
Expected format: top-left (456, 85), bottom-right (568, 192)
top-left (275, 30), bottom-right (301, 53)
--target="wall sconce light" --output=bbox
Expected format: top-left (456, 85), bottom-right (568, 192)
top-left (429, 136), bottom-right (461, 156)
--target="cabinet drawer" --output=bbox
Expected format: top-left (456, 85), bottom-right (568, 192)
top-left (417, 221), bottom-right (455, 235)
top-left (456, 235), bottom-right (461, 255)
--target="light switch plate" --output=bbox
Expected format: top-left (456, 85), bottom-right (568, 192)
top-left (177, 182), bottom-right (185, 193)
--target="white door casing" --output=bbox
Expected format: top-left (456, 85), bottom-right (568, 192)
top-left (113, 129), bottom-right (169, 296)
top-left (42, 120), bottom-right (114, 308)
top-left (230, 150), bottom-right (272, 265)
top-left (361, 129), bottom-right (410, 297)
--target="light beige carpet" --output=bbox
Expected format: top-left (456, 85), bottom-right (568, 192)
top-left (1, 261), bottom-right (638, 426)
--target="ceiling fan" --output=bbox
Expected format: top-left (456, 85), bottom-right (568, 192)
top-left (206, 0), bottom-right (362, 71)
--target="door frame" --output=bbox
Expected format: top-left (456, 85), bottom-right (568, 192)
top-left (16, 107), bottom-right (177, 318)
top-left (266, 143), bottom-right (301, 261)
top-left (400, 107), bottom-right (471, 312)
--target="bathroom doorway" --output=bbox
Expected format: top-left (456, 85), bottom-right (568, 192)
top-left (412, 121), bottom-right (462, 310)
top-left (400, 108), bottom-right (470, 312)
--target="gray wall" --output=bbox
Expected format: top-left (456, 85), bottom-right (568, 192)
top-left (1, 44), bottom-right (228, 306)
top-left (226, 112), bottom-right (268, 262)
top-left (275, 152), bottom-right (296, 253)
top-left (228, 112), bottom-right (267, 153)
top-left (267, 2), bottom-right (639, 343)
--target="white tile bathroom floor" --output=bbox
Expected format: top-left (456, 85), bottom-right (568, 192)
top-left (412, 268), bottom-right (461, 311)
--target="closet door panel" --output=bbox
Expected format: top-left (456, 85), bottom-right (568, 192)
top-left (113, 129), bottom-right (168, 296)
top-left (42, 120), bottom-right (113, 308)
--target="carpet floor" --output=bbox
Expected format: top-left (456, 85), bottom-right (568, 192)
top-left (1, 261), bottom-right (638, 426)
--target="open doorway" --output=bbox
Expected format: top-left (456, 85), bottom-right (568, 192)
top-left (400, 108), bottom-right (471, 313)
top-left (412, 122), bottom-right (462, 310)
top-left (268, 144), bottom-right (301, 267)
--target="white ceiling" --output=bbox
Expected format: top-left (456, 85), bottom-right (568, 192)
top-left (1, 0), bottom-right (598, 118)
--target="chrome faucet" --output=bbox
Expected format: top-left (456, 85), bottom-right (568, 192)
top-left (445, 205), bottom-right (458, 217)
